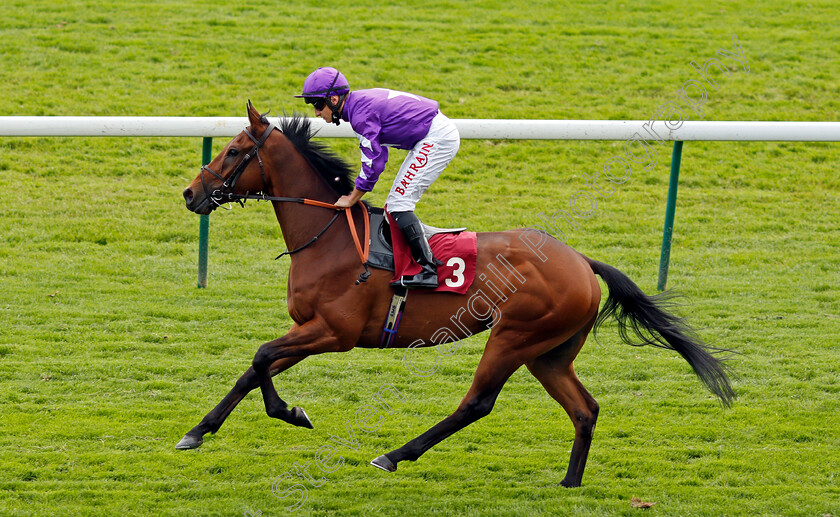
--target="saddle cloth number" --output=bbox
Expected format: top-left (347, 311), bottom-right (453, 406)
top-left (444, 257), bottom-right (467, 288)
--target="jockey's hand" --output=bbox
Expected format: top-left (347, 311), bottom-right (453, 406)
top-left (334, 188), bottom-right (365, 208)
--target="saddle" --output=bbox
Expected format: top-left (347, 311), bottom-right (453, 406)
top-left (366, 206), bottom-right (468, 275)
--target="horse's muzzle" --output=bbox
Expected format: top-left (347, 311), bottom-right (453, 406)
top-left (183, 187), bottom-right (213, 215)
top-left (183, 187), bottom-right (194, 204)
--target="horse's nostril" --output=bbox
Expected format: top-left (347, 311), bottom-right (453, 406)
top-left (183, 188), bottom-right (193, 203)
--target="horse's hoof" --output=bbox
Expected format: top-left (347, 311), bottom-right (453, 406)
top-left (370, 454), bottom-right (396, 472)
top-left (292, 407), bottom-right (313, 429)
top-left (175, 434), bottom-right (204, 450)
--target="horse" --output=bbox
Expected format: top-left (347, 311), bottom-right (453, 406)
top-left (178, 102), bottom-right (734, 487)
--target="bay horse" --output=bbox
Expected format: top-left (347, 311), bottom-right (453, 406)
top-left (178, 102), bottom-right (733, 487)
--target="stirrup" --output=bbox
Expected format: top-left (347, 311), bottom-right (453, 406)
top-left (390, 270), bottom-right (438, 289)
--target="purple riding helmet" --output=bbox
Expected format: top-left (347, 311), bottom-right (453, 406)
top-left (295, 67), bottom-right (350, 125)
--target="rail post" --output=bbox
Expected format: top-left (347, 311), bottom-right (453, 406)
top-left (657, 140), bottom-right (683, 291)
top-left (197, 137), bottom-right (212, 288)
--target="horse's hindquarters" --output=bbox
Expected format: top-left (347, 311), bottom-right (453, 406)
top-left (377, 230), bottom-right (600, 361)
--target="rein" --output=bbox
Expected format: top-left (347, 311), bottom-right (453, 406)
top-left (199, 123), bottom-right (371, 284)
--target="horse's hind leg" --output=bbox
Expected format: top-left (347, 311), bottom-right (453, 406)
top-left (370, 345), bottom-right (522, 473)
top-left (526, 326), bottom-right (599, 488)
top-left (175, 356), bottom-right (310, 450)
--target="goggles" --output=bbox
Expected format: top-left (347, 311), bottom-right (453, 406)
top-left (306, 97), bottom-right (327, 110)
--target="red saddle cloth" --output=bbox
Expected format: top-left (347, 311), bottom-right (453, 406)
top-left (387, 214), bottom-right (477, 295)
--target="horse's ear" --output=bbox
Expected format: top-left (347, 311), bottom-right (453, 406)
top-left (246, 100), bottom-right (262, 127)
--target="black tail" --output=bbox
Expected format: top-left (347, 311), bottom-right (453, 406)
top-left (585, 256), bottom-right (735, 407)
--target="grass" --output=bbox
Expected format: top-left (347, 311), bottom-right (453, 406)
top-left (1, 1), bottom-right (839, 516)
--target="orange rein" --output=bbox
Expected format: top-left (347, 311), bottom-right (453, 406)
top-left (302, 199), bottom-right (370, 268)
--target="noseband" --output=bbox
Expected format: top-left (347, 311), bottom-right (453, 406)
top-left (199, 123), bottom-right (277, 209)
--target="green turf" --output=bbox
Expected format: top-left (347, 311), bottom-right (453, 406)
top-left (1, 1), bottom-right (839, 516)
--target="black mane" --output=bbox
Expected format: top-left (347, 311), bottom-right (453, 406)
top-left (271, 114), bottom-right (355, 196)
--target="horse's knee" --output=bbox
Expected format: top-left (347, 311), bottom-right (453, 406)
top-left (252, 346), bottom-right (273, 373)
top-left (462, 396), bottom-right (495, 420)
top-left (573, 407), bottom-right (598, 437)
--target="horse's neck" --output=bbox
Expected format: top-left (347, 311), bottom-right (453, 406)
top-left (266, 143), bottom-right (350, 255)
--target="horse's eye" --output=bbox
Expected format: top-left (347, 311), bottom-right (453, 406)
top-left (228, 149), bottom-right (239, 157)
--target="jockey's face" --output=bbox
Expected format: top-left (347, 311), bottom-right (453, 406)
top-left (313, 94), bottom-right (341, 123)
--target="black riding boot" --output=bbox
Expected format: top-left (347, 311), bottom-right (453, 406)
top-left (390, 211), bottom-right (439, 289)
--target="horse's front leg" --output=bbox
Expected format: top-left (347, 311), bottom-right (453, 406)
top-left (252, 319), bottom-right (347, 425)
top-left (175, 356), bottom-right (307, 450)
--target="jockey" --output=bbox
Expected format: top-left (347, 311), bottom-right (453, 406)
top-left (296, 67), bottom-right (460, 289)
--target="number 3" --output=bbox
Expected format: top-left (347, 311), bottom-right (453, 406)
top-left (445, 257), bottom-right (466, 288)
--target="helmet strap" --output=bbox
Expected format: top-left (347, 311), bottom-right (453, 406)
top-left (326, 93), bottom-right (347, 126)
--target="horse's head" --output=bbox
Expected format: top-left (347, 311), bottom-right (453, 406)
top-left (183, 101), bottom-right (276, 215)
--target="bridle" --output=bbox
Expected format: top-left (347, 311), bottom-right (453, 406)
top-left (198, 122), bottom-right (371, 284)
top-left (199, 123), bottom-right (277, 210)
